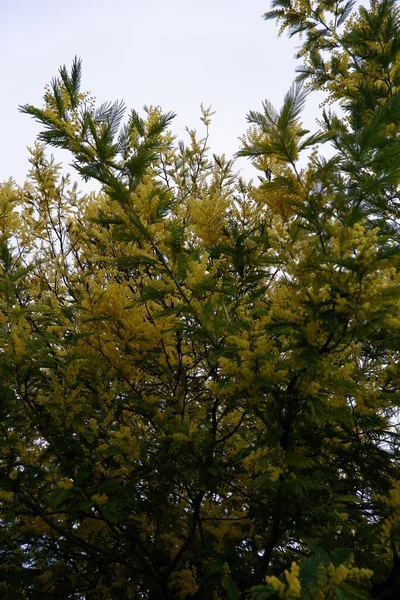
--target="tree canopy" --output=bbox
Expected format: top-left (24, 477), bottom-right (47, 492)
top-left (1, 0), bottom-right (400, 598)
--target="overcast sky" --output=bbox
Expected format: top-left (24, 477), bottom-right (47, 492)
top-left (1, 0), bottom-right (326, 187)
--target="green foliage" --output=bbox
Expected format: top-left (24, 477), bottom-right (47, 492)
top-left (1, 1), bottom-right (400, 598)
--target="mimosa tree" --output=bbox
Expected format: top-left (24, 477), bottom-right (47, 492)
top-left (1, 1), bottom-right (400, 598)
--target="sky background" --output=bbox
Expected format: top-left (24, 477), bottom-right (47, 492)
top-left (1, 0), bottom-right (327, 188)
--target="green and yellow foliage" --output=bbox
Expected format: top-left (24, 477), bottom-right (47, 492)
top-left (1, 0), bottom-right (400, 598)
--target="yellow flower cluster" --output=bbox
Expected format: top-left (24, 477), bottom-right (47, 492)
top-left (266, 559), bottom-right (372, 599)
top-left (91, 493), bottom-right (108, 505)
top-left (57, 478), bottom-right (74, 490)
top-left (190, 189), bottom-right (229, 246)
top-left (314, 561), bottom-right (373, 598)
top-left (110, 426), bottom-right (140, 460)
top-left (0, 490), bottom-right (14, 503)
top-left (88, 418), bottom-right (99, 434)
top-left (0, 181), bottom-right (22, 242)
top-left (375, 479), bottom-right (400, 546)
top-left (30, 516), bottom-right (52, 536)
top-left (243, 444), bottom-right (285, 481)
top-left (168, 564), bottom-right (199, 599)
top-left (266, 562), bottom-right (301, 598)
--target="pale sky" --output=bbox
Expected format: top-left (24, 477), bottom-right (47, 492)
top-left (1, 0), bottom-right (326, 187)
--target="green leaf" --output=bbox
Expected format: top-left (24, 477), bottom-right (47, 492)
top-left (221, 576), bottom-right (242, 600)
top-left (49, 487), bottom-right (70, 509)
top-left (335, 581), bottom-right (371, 600)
